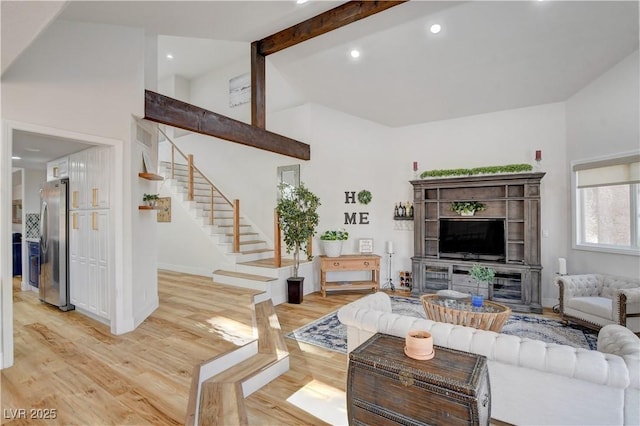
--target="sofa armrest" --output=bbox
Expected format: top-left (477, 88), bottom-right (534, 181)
top-left (557, 275), bottom-right (602, 314)
top-left (619, 287), bottom-right (640, 304)
top-left (598, 324), bottom-right (640, 390)
top-left (614, 287), bottom-right (640, 326)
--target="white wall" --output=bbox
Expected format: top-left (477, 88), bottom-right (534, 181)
top-left (160, 73), bottom-right (568, 307)
top-left (1, 19), bottom-right (155, 368)
top-left (565, 50), bottom-right (640, 276)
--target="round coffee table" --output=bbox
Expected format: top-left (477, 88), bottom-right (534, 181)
top-left (420, 294), bottom-right (512, 332)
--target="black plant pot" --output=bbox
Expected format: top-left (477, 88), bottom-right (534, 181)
top-left (287, 277), bottom-right (304, 304)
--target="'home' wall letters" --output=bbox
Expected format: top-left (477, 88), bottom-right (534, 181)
top-left (344, 191), bottom-right (370, 225)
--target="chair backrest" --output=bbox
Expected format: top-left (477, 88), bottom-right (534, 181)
top-left (601, 275), bottom-right (640, 299)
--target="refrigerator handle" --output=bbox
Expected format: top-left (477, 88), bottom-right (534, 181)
top-left (40, 201), bottom-right (48, 254)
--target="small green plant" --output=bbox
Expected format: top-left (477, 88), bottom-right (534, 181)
top-left (357, 190), bottom-right (372, 205)
top-left (143, 193), bottom-right (160, 202)
top-left (450, 201), bottom-right (486, 215)
top-left (320, 229), bottom-right (349, 241)
top-left (470, 264), bottom-right (496, 295)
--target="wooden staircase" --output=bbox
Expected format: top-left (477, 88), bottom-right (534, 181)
top-left (185, 293), bottom-right (289, 425)
top-left (158, 160), bottom-right (306, 304)
top-left (160, 161), bottom-right (273, 260)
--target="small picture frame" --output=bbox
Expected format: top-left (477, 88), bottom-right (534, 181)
top-left (358, 238), bottom-right (374, 255)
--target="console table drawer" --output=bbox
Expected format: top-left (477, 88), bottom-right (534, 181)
top-left (322, 258), bottom-right (379, 271)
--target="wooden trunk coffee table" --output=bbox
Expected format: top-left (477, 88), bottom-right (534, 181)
top-left (347, 333), bottom-right (491, 425)
top-left (421, 294), bottom-right (512, 332)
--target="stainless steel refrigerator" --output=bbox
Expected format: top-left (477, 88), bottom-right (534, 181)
top-left (39, 178), bottom-right (74, 311)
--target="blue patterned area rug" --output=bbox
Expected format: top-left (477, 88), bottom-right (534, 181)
top-left (286, 296), bottom-right (598, 354)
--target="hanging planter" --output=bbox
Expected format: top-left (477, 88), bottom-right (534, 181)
top-left (450, 201), bottom-right (486, 216)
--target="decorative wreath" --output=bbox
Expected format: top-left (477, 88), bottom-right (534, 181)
top-left (357, 190), bottom-right (372, 205)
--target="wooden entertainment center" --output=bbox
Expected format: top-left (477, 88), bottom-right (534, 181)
top-left (411, 172), bottom-right (545, 313)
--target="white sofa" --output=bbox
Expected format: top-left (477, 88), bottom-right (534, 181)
top-left (556, 274), bottom-right (640, 334)
top-left (337, 292), bottom-right (640, 426)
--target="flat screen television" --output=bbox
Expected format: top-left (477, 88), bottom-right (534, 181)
top-left (439, 219), bottom-right (505, 261)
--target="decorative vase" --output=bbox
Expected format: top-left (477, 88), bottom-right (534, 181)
top-left (471, 294), bottom-right (484, 307)
top-left (321, 240), bottom-right (343, 257)
top-left (404, 330), bottom-right (435, 360)
top-left (460, 210), bottom-right (475, 216)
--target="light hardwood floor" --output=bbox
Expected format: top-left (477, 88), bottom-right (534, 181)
top-left (3, 271), bottom-right (556, 425)
top-left (1, 271), bottom-right (363, 425)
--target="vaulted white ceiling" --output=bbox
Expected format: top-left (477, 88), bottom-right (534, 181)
top-left (3, 0), bottom-right (639, 131)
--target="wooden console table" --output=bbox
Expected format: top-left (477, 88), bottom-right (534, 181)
top-left (319, 254), bottom-right (380, 297)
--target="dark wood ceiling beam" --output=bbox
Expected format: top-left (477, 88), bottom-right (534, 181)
top-left (256, 1), bottom-right (407, 56)
top-left (251, 41), bottom-right (266, 129)
top-left (144, 90), bottom-right (310, 160)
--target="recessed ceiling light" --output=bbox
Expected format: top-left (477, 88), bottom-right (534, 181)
top-left (12, 156), bottom-right (21, 160)
top-left (430, 24), bottom-right (442, 34)
top-left (296, 0), bottom-right (308, 4)
top-left (166, 53), bottom-right (174, 60)
top-left (350, 49), bottom-right (360, 59)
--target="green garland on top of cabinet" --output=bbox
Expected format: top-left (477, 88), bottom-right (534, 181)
top-left (419, 163), bottom-right (533, 179)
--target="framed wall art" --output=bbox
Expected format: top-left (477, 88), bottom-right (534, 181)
top-left (358, 238), bottom-right (374, 255)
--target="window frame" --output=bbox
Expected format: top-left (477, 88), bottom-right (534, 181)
top-left (571, 151), bottom-right (640, 256)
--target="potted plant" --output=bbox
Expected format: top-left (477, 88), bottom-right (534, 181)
top-left (319, 229), bottom-right (349, 257)
top-left (469, 264), bottom-right (495, 307)
top-left (143, 193), bottom-right (160, 207)
top-left (276, 182), bottom-right (320, 304)
top-left (450, 201), bottom-right (486, 216)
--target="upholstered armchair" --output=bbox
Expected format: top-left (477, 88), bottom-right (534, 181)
top-left (556, 274), bottom-right (640, 335)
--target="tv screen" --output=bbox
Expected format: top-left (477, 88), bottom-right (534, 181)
top-left (439, 219), bottom-right (505, 261)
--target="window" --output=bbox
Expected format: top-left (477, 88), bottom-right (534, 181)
top-left (573, 153), bottom-right (640, 254)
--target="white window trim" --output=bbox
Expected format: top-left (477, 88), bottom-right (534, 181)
top-left (571, 150), bottom-right (640, 256)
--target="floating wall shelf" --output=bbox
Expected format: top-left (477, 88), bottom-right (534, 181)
top-left (138, 172), bottom-right (163, 181)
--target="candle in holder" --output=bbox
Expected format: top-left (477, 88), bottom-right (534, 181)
top-left (558, 258), bottom-right (567, 275)
top-left (535, 150), bottom-right (542, 162)
top-left (413, 161), bottom-right (418, 171)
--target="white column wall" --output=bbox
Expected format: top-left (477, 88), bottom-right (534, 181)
top-left (565, 50), bottom-right (640, 276)
top-left (1, 20), bottom-right (154, 368)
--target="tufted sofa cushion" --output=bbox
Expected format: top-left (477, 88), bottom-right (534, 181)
top-left (567, 296), bottom-right (613, 320)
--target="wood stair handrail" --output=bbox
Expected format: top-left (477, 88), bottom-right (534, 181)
top-left (155, 124), bottom-right (241, 252)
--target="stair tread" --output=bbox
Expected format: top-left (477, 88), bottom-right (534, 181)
top-left (238, 240), bottom-right (266, 245)
top-left (198, 381), bottom-right (247, 426)
top-left (207, 353), bottom-right (280, 384)
top-left (213, 270), bottom-right (277, 282)
top-left (238, 258), bottom-right (299, 268)
top-left (238, 248), bottom-right (273, 255)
